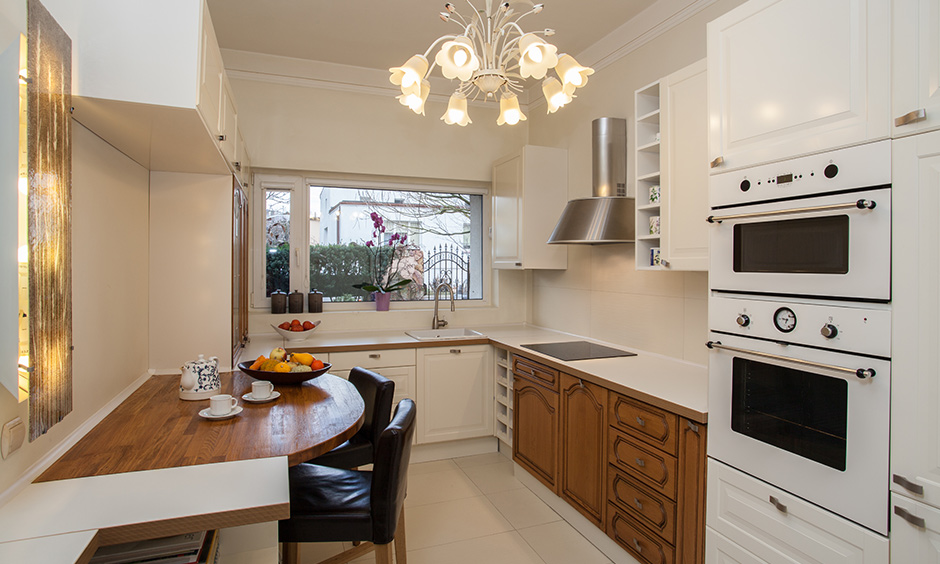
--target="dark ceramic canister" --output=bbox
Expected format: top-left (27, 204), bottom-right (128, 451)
top-left (288, 290), bottom-right (304, 314)
top-left (309, 289), bottom-right (323, 313)
top-left (271, 290), bottom-right (287, 314)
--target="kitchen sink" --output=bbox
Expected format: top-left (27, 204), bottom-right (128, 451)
top-left (405, 328), bottom-right (486, 341)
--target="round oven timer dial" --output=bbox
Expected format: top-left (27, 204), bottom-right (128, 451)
top-left (773, 307), bottom-right (797, 333)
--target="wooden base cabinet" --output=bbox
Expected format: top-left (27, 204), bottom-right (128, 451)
top-left (512, 363), bottom-right (559, 492)
top-left (560, 374), bottom-right (608, 527)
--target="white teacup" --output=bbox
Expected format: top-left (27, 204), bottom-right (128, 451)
top-left (251, 380), bottom-right (274, 400)
top-left (209, 394), bottom-right (238, 416)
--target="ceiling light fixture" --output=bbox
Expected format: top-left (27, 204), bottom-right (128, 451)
top-left (389, 1), bottom-right (593, 126)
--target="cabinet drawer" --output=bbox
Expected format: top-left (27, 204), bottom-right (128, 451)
top-left (609, 429), bottom-right (678, 500)
top-left (610, 394), bottom-right (678, 456)
top-left (609, 465), bottom-right (676, 545)
top-left (330, 349), bottom-right (416, 371)
top-left (512, 355), bottom-right (558, 391)
top-left (892, 494), bottom-right (940, 563)
top-left (707, 459), bottom-right (888, 563)
top-left (332, 365), bottom-right (416, 404)
top-left (608, 503), bottom-right (675, 564)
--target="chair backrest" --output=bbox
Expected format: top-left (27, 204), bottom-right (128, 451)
top-left (370, 398), bottom-right (417, 545)
top-left (348, 367), bottom-right (395, 454)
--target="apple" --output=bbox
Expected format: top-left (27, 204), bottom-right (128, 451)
top-left (291, 319), bottom-right (302, 327)
top-left (278, 321), bottom-right (291, 330)
top-left (291, 326), bottom-right (304, 332)
top-left (270, 347), bottom-right (287, 361)
top-left (302, 321), bottom-right (314, 330)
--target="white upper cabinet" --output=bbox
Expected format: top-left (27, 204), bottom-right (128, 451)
top-left (660, 59), bottom-right (709, 271)
top-left (892, 0), bottom-right (940, 137)
top-left (492, 146), bottom-right (568, 270)
top-left (890, 131), bottom-right (940, 510)
top-left (706, 0), bottom-right (890, 173)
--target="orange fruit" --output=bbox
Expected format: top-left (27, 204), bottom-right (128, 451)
top-left (249, 355), bottom-right (266, 370)
top-left (312, 359), bottom-right (325, 370)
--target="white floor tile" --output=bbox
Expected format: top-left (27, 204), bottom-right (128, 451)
top-left (405, 495), bottom-right (514, 550)
top-left (460, 459), bottom-right (526, 494)
top-left (518, 521), bottom-right (613, 564)
top-left (486, 487), bottom-right (562, 530)
top-left (453, 451), bottom-right (511, 468)
top-left (406, 466), bottom-right (482, 507)
top-left (405, 531), bottom-right (545, 564)
top-left (408, 459), bottom-right (460, 476)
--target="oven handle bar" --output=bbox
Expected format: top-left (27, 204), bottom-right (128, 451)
top-left (706, 199), bottom-right (876, 224)
top-left (705, 341), bottom-right (876, 380)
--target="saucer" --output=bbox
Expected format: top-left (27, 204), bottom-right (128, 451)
top-left (198, 405), bottom-right (243, 420)
top-left (242, 391), bottom-right (280, 404)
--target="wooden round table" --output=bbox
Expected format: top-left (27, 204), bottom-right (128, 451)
top-left (36, 372), bottom-right (365, 482)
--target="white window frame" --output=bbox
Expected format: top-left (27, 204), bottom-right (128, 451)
top-left (251, 171), bottom-right (491, 311)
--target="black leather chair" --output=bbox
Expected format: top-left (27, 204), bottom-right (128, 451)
top-left (280, 398), bottom-right (416, 564)
top-left (309, 367), bottom-right (395, 469)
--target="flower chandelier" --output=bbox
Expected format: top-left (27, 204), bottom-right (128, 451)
top-left (389, 1), bottom-right (594, 126)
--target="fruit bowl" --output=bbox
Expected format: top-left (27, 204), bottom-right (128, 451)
top-left (271, 320), bottom-right (321, 341)
top-left (237, 361), bottom-right (331, 385)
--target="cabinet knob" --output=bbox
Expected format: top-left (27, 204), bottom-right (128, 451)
top-left (893, 474), bottom-right (925, 495)
top-left (635, 458), bottom-right (646, 468)
top-left (660, 259), bottom-right (670, 268)
top-left (218, 134), bottom-right (227, 142)
top-left (631, 538), bottom-right (642, 553)
top-left (633, 497), bottom-right (643, 510)
top-left (233, 161), bottom-right (241, 171)
top-left (769, 495), bottom-right (788, 514)
top-left (635, 416), bottom-right (646, 427)
top-left (450, 349), bottom-right (462, 354)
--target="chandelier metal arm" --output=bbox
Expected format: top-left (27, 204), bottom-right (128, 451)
top-left (421, 34), bottom-right (462, 61)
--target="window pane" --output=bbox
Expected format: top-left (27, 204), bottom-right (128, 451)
top-left (310, 186), bottom-right (483, 302)
top-left (265, 189), bottom-right (290, 297)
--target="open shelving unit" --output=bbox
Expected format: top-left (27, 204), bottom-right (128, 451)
top-left (634, 80), bottom-right (663, 270)
top-left (494, 347), bottom-right (513, 451)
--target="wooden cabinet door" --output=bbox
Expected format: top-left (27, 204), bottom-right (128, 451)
top-left (513, 375), bottom-right (559, 492)
top-left (891, 132), bottom-right (940, 507)
top-left (416, 345), bottom-right (493, 444)
top-left (660, 59), bottom-right (708, 271)
top-left (560, 373), bottom-right (608, 526)
top-left (892, 0), bottom-right (940, 137)
top-left (675, 418), bottom-right (706, 564)
top-left (492, 152), bottom-right (523, 269)
top-left (707, 0), bottom-right (890, 173)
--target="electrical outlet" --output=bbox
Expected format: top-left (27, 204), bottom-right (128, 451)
top-left (1, 417), bottom-right (25, 459)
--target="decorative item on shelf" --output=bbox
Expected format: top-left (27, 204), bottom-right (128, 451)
top-left (650, 247), bottom-right (661, 267)
top-left (650, 215), bottom-right (661, 236)
top-left (389, 1), bottom-right (593, 126)
top-left (179, 354), bottom-right (222, 400)
top-left (352, 213), bottom-right (415, 310)
top-left (271, 290), bottom-right (287, 314)
top-left (288, 290), bottom-right (304, 314)
top-left (649, 184), bottom-right (661, 204)
top-left (308, 289), bottom-right (323, 313)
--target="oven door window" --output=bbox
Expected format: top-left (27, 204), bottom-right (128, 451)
top-left (731, 357), bottom-right (848, 471)
top-left (733, 215), bottom-right (849, 274)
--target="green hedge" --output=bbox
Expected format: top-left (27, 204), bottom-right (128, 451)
top-left (266, 243), bottom-right (382, 301)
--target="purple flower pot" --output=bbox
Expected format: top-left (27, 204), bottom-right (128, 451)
top-left (374, 292), bottom-right (391, 311)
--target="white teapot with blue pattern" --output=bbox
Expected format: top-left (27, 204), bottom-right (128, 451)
top-left (179, 354), bottom-right (222, 400)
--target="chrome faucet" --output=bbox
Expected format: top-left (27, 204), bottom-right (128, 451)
top-left (432, 283), bottom-right (455, 329)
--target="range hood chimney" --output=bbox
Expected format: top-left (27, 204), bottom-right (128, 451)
top-left (547, 117), bottom-right (635, 244)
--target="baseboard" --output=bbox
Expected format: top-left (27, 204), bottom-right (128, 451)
top-left (411, 436), bottom-right (498, 464)
top-left (0, 370), bottom-right (154, 509)
top-left (512, 462), bottom-right (640, 564)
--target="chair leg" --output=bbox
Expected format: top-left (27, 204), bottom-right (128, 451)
top-left (282, 542), bottom-right (299, 564)
top-left (394, 507), bottom-right (407, 564)
top-left (374, 543), bottom-right (393, 564)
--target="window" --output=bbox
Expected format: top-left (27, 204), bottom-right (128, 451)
top-left (253, 174), bottom-right (486, 308)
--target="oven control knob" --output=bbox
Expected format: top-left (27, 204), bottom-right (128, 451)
top-left (736, 314), bottom-right (750, 327)
top-left (824, 163), bottom-right (839, 179)
top-left (740, 179), bottom-right (751, 192)
top-left (821, 324), bottom-right (838, 339)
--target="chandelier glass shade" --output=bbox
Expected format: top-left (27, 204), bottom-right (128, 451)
top-left (389, 1), bottom-right (594, 126)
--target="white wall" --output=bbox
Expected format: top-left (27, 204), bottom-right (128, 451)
top-left (0, 123), bottom-right (150, 495)
top-left (526, 0), bottom-right (746, 365)
top-left (149, 172), bottom-right (233, 373)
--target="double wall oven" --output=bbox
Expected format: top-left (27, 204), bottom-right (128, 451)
top-left (707, 140), bottom-right (892, 535)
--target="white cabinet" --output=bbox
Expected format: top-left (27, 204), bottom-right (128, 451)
top-left (197, 0), bottom-right (223, 141)
top-left (706, 0), bottom-right (890, 173)
top-left (416, 345), bottom-right (493, 444)
top-left (328, 348), bottom-right (417, 413)
top-left (892, 0), bottom-right (940, 137)
top-left (634, 60), bottom-right (709, 271)
top-left (890, 131), bottom-right (940, 509)
top-left (892, 494), bottom-right (940, 563)
top-left (706, 459), bottom-right (888, 564)
top-left (492, 146), bottom-right (568, 270)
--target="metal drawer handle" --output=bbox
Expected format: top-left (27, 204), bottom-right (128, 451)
top-left (632, 538), bottom-right (642, 553)
top-left (769, 495), bottom-right (788, 514)
top-left (896, 108), bottom-right (927, 127)
top-left (450, 349), bottom-right (461, 354)
top-left (687, 421), bottom-right (699, 433)
top-left (635, 458), bottom-right (645, 468)
top-left (895, 505), bottom-right (927, 528)
top-left (634, 497), bottom-right (643, 510)
top-left (368, 353), bottom-right (381, 359)
top-left (706, 341), bottom-right (876, 380)
top-left (894, 474), bottom-right (925, 496)
top-left (635, 416), bottom-right (645, 427)
top-left (218, 134), bottom-right (227, 142)
top-left (660, 259), bottom-right (670, 268)
top-left (706, 199), bottom-right (876, 224)
top-left (710, 156), bottom-right (724, 169)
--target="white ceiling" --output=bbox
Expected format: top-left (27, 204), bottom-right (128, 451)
top-left (206, 0), bottom-right (657, 70)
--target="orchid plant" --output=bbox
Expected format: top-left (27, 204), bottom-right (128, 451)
top-left (353, 212), bottom-right (414, 295)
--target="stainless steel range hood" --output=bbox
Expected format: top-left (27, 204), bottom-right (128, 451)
top-left (548, 118), bottom-right (635, 244)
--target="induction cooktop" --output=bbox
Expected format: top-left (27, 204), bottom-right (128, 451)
top-left (521, 341), bottom-right (637, 362)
